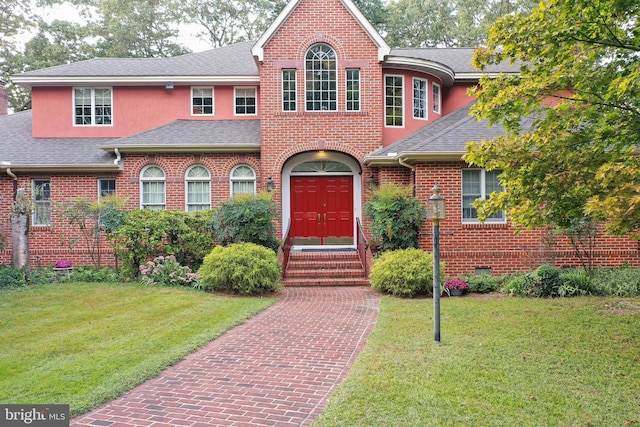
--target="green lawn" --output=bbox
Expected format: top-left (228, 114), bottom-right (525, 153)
top-left (0, 282), bottom-right (275, 416)
top-left (314, 295), bottom-right (640, 427)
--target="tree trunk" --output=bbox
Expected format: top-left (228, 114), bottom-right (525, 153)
top-left (11, 212), bottom-right (30, 272)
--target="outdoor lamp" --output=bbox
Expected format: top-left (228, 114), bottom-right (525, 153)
top-left (427, 185), bottom-right (445, 343)
top-left (367, 174), bottom-right (378, 190)
top-left (266, 176), bottom-right (275, 192)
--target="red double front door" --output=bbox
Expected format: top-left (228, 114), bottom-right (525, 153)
top-left (290, 176), bottom-right (354, 245)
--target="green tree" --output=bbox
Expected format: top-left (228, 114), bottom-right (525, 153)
top-left (1, 0), bottom-right (35, 111)
top-left (465, 0), bottom-right (640, 238)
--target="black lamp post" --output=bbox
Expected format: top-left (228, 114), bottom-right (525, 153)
top-left (426, 185), bottom-right (445, 343)
top-left (266, 176), bottom-right (275, 192)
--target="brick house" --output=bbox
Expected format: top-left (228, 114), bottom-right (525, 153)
top-left (1, 0), bottom-right (638, 280)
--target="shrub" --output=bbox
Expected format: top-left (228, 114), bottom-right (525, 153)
top-left (364, 184), bottom-right (426, 253)
top-left (502, 273), bottom-right (535, 297)
top-left (558, 268), bottom-right (594, 297)
top-left (112, 209), bottom-right (215, 278)
top-left (211, 193), bottom-right (279, 251)
top-left (370, 248), bottom-right (437, 298)
top-left (0, 266), bottom-right (27, 289)
top-left (198, 243), bottom-right (282, 295)
top-left (57, 266), bottom-right (121, 283)
top-left (533, 264), bottom-right (563, 297)
top-left (140, 256), bottom-right (200, 288)
top-left (466, 274), bottom-right (503, 293)
top-left (591, 267), bottom-right (640, 296)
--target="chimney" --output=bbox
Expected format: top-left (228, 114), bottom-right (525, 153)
top-left (0, 81), bottom-right (8, 116)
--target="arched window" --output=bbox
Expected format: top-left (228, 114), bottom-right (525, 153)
top-left (185, 165), bottom-right (211, 211)
top-left (305, 43), bottom-right (337, 111)
top-left (230, 165), bottom-right (256, 195)
top-left (140, 165), bottom-right (165, 210)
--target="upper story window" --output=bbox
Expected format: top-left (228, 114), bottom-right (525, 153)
top-left (462, 169), bottom-right (505, 223)
top-left (74, 88), bottom-right (112, 126)
top-left (305, 43), bottom-right (337, 111)
top-left (185, 165), bottom-right (211, 212)
top-left (192, 87), bottom-right (214, 115)
top-left (385, 75), bottom-right (403, 127)
top-left (230, 165), bottom-right (256, 196)
top-left (235, 87), bottom-right (257, 115)
top-left (140, 165), bottom-right (166, 210)
top-left (98, 178), bottom-right (116, 200)
top-left (282, 69), bottom-right (297, 112)
top-left (433, 82), bottom-right (441, 114)
top-left (413, 78), bottom-right (427, 120)
top-left (346, 69), bottom-right (361, 111)
top-left (32, 179), bottom-right (51, 226)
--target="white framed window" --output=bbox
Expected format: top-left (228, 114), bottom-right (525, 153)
top-left (235, 87), bottom-right (257, 115)
top-left (192, 87), bottom-right (214, 115)
top-left (305, 43), bottom-right (337, 111)
top-left (32, 179), bottom-right (51, 226)
top-left (98, 178), bottom-right (116, 200)
top-left (140, 165), bottom-right (166, 210)
top-left (185, 165), bottom-right (211, 212)
top-left (346, 69), bottom-right (361, 111)
top-left (433, 82), bottom-right (441, 114)
top-left (462, 169), bottom-right (505, 223)
top-left (74, 88), bottom-right (112, 126)
top-left (413, 78), bottom-right (427, 120)
top-left (385, 75), bottom-right (403, 127)
top-left (282, 69), bottom-right (297, 112)
top-left (230, 165), bottom-right (256, 196)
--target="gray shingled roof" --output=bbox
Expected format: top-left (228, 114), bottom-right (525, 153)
top-left (0, 111), bottom-right (117, 170)
top-left (100, 119), bottom-right (262, 152)
top-left (365, 102), bottom-right (506, 163)
top-left (389, 48), bottom-right (516, 74)
top-left (15, 41), bottom-right (259, 78)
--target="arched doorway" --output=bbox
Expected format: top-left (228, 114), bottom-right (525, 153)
top-left (282, 151), bottom-right (363, 248)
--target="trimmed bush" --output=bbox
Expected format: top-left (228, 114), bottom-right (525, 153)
top-left (466, 274), bottom-right (504, 293)
top-left (369, 248), bottom-right (436, 298)
top-left (533, 264), bottom-right (563, 297)
top-left (0, 266), bottom-right (27, 289)
top-left (198, 243), bottom-right (282, 295)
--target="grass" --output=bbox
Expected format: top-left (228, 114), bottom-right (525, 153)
top-left (0, 282), bottom-right (275, 416)
top-left (314, 295), bottom-right (640, 427)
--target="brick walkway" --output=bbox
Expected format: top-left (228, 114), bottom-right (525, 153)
top-left (72, 287), bottom-right (380, 427)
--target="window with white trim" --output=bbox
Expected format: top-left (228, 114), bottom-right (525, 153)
top-left (74, 88), bottom-right (112, 125)
top-left (385, 75), bottom-right (403, 127)
top-left (235, 87), bottom-right (257, 115)
top-left (140, 166), bottom-right (166, 210)
top-left (186, 165), bottom-right (211, 212)
top-left (462, 169), bottom-right (505, 222)
top-left (98, 178), bottom-right (116, 200)
top-left (346, 69), bottom-right (360, 111)
top-left (413, 78), bottom-right (427, 119)
top-left (282, 69), bottom-right (297, 112)
top-left (305, 43), bottom-right (337, 111)
top-left (230, 165), bottom-right (256, 195)
top-left (433, 82), bottom-right (441, 114)
top-left (32, 179), bottom-right (51, 226)
top-left (192, 87), bottom-right (214, 115)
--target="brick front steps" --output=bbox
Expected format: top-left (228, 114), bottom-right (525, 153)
top-left (282, 249), bottom-right (370, 287)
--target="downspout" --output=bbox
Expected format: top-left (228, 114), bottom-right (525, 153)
top-left (114, 148), bottom-right (122, 166)
top-left (6, 167), bottom-right (17, 201)
top-left (398, 156), bottom-right (417, 196)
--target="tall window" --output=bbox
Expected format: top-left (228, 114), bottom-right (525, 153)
top-left (282, 69), bottom-right (297, 112)
top-left (186, 165), bottom-right (211, 211)
top-left (235, 87), bottom-right (257, 115)
top-left (346, 69), bottom-right (361, 111)
top-left (192, 87), bottom-right (214, 115)
top-left (305, 43), bottom-right (337, 111)
top-left (385, 75), bottom-right (403, 127)
top-left (230, 165), bottom-right (256, 195)
top-left (98, 178), bottom-right (116, 200)
top-left (74, 88), bottom-right (112, 125)
top-left (413, 78), bottom-right (427, 119)
top-left (140, 166), bottom-right (166, 210)
top-left (32, 179), bottom-right (51, 226)
top-left (433, 82), bottom-right (441, 114)
top-left (462, 169), bottom-right (505, 222)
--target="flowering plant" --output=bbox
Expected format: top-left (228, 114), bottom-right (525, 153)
top-left (444, 278), bottom-right (469, 291)
top-left (54, 259), bottom-right (73, 269)
top-left (139, 255), bottom-right (200, 288)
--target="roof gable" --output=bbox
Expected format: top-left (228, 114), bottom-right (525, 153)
top-left (252, 0), bottom-right (390, 62)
